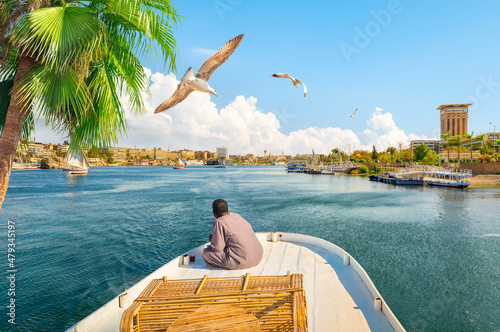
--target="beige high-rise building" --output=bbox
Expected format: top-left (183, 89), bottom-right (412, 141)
top-left (438, 103), bottom-right (472, 137)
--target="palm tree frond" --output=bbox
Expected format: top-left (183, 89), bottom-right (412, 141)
top-left (101, 0), bottom-right (179, 70)
top-left (11, 6), bottom-right (105, 71)
top-left (18, 64), bottom-right (92, 130)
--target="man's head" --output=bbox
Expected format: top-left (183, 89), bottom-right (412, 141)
top-left (213, 199), bottom-right (228, 218)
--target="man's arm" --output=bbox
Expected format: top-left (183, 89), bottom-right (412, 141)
top-left (210, 220), bottom-right (226, 252)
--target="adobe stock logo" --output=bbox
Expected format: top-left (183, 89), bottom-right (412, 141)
top-left (213, 0), bottom-right (243, 21)
top-left (463, 74), bottom-right (500, 112)
top-left (340, 0), bottom-right (404, 63)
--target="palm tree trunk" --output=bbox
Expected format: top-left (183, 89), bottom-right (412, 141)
top-left (0, 56), bottom-right (35, 211)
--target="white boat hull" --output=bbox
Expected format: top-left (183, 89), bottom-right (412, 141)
top-left (68, 170), bottom-right (88, 175)
top-left (426, 180), bottom-right (470, 188)
top-left (66, 232), bottom-right (405, 332)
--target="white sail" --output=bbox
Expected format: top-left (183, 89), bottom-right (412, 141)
top-left (65, 149), bottom-right (90, 170)
top-left (177, 154), bottom-right (186, 166)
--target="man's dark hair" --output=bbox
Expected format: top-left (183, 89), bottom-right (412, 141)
top-left (213, 199), bottom-right (228, 216)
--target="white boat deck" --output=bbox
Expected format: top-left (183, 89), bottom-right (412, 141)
top-left (68, 232), bottom-right (405, 332)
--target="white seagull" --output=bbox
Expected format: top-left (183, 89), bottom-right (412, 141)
top-left (346, 109), bottom-right (357, 118)
top-left (272, 73), bottom-right (307, 97)
top-left (155, 34), bottom-right (244, 114)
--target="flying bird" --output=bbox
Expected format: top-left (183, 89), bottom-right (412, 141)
top-left (272, 73), bottom-right (307, 97)
top-left (346, 109), bottom-right (357, 118)
top-left (155, 34), bottom-right (244, 114)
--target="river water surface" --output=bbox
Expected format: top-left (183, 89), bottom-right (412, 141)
top-left (0, 166), bottom-right (499, 331)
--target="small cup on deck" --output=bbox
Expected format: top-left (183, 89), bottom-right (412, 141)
top-left (182, 254), bottom-right (189, 265)
top-left (189, 255), bottom-right (196, 263)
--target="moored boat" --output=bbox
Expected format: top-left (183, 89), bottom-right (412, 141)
top-left (66, 232), bottom-right (405, 332)
top-left (423, 168), bottom-right (472, 188)
top-left (12, 153), bottom-right (38, 170)
top-left (425, 179), bottom-right (470, 188)
top-left (12, 163), bottom-right (38, 170)
top-left (63, 148), bottom-right (90, 175)
top-left (214, 160), bottom-right (227, 168)
top-left (306, 168), bottom-right (322, 174)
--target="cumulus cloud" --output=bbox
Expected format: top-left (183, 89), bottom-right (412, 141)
top-left (118, 70), bottom-right (366, 155)
top-left (117, 71), bottom-right (431, 155)
top-left (31, 68), bottom-right (429, 155)
top-left (192, 48), bottom-right (216, 55)
top-left (363, 107), bottom-right (429, 151)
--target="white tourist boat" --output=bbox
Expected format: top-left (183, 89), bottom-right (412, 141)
top-left (62, 149), bottom-right (90, 175)
top-left (425, 178), bottom-right (471, 188)
top-left (215, 160), bottom-right (227, 168)
top-left (423, 168), bottom-right (472, 188)
top-left (186, 160), bottom-right (204, 166)
top-left (12, 152), bottom-right (38, 170)
top-left (66, 232), bottom-right (405, 332)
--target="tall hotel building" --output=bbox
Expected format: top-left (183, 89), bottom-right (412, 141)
top-left (216, 147), bottom-right (229, 160)
top-left (438, 103), bottom-right (472, 137)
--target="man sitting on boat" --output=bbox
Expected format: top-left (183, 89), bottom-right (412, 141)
top-left (202, 199), bottom-right (263, 269)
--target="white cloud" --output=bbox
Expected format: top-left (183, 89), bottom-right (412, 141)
top-left (192, 48), bottom-right (216, 55)
top-left (30, 69), bottom-right (430, 155)
top-left (119, 70), bottom-right (364, 155)
top-left (363, 107), bottom-right (429, 151)
top-left (120, 72), bottom-right (432, 154)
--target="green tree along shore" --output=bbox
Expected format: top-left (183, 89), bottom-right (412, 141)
top-left (0, 0), bottom-right (181, 210)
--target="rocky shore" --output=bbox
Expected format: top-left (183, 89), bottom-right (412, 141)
top-left (40, 157), bottom-right (64, 169)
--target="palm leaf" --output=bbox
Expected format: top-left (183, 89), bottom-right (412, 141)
top-left (69, 58), bottom-right (127, 152)
top-left (4, 0), bottom-right (180, 153)
top-left (100, 0), bottom-right (178, 70)
top-left (17, 64), bottom-right (92, 136)
top-left (106, 33), bottom-right (148, 113)
top-left (10, 6), bottom-right (105, 71)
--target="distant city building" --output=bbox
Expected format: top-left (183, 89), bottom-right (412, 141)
top-left (108, 147), bottom-right (128, 163)
top-left (178, 149), bottom-right (195, 160)
top-left (56, 142), bottom-right (69, 153)
top-left (216, 147), bottom-right (229, 160)
top-left (195, 150), bottom-right (209, 160)
top-left (438, 103), bottom-right (472, 137)
top-left (410, 139), bottom-right (444, 152)
top-left (155, 149), bottom-right (177, 160)
top-left (486, 132), bottom-right (499, 141)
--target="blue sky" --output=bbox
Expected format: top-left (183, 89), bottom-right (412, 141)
top-left (36, 0), bottom-right (500, 154)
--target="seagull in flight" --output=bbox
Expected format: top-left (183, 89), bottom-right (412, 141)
top-left (346, 109), bottom-right (357, 118)
top-left (272, 73), bottom-right (307, 97)
top-left (155, 34), bottom-right (244, 114)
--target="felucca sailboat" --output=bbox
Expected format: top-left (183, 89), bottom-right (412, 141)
top-left (62, 149), bottom-right (90, 175)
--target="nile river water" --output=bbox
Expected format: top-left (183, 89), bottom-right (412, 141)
top-left (0, 166), bottom-right (499, 331)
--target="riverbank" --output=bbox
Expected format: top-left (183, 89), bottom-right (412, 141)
top-left (469, 175), bottom-right (500, 188)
